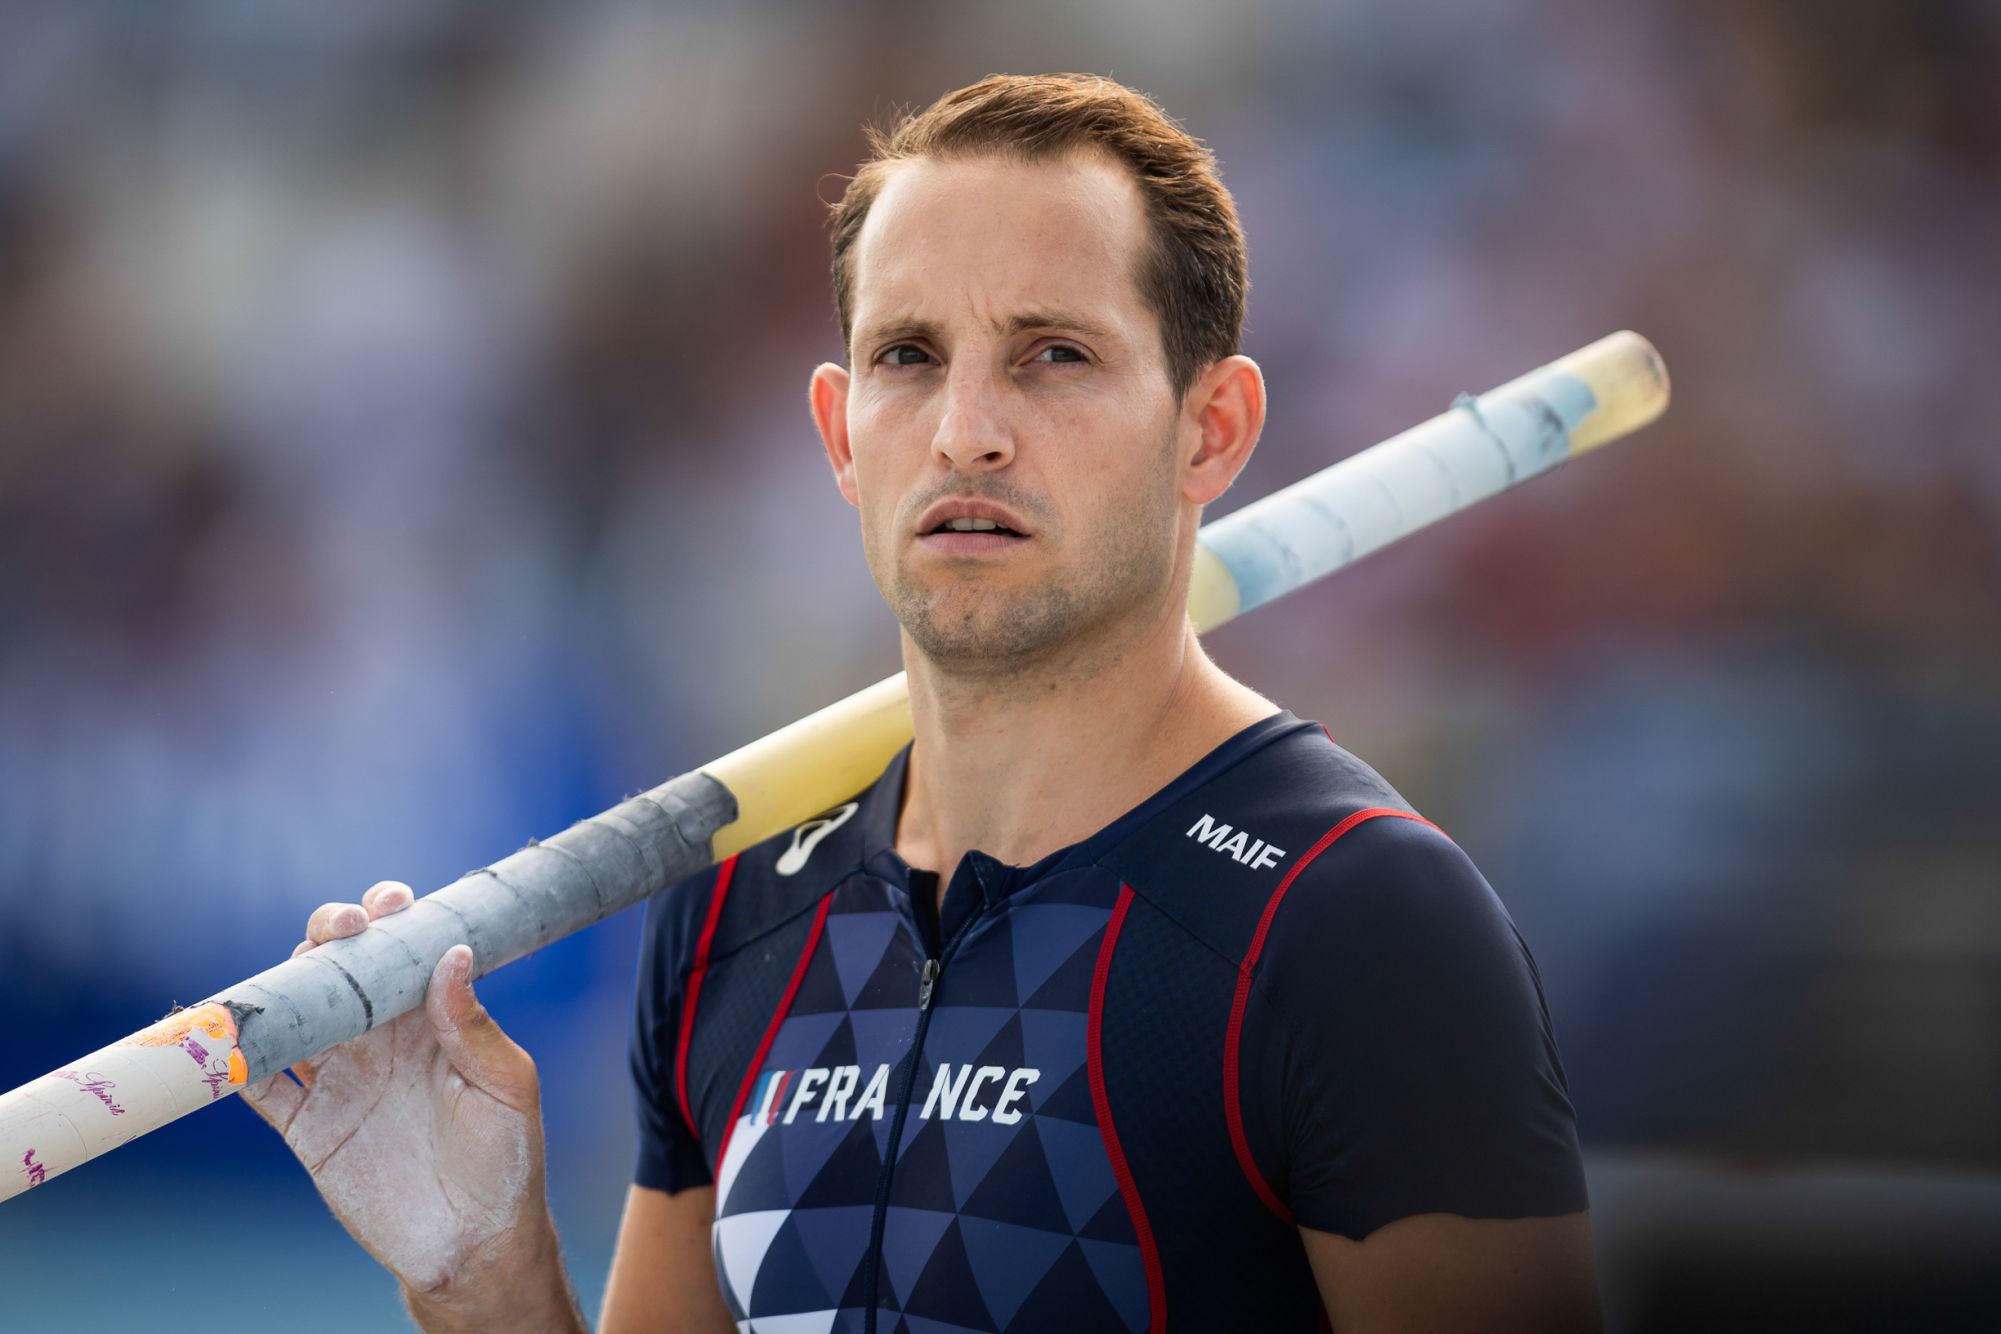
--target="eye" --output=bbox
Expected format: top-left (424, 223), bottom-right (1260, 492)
top-left (1031, 343), bottom-right (1087, 364)
top-left (877, 343), bottom-right (933, 367)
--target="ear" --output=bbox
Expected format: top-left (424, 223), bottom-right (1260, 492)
top-left (1179, 354), bottom-right (1266, 506)
top-left (809, 362), bottom-right (859, 508)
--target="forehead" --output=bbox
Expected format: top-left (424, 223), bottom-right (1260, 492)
top-left (847, 152), bottom-right (1154, 337)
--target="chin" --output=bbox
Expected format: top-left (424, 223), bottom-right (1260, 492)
top-left (896, 582), bottom-right (1086, 671)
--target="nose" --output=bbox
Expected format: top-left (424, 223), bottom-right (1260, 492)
top-left (932, 368), bottom-right (1015, 473)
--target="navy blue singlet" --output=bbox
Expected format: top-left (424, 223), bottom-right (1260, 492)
top-left (630, 712), bottom-right (1585, 1332)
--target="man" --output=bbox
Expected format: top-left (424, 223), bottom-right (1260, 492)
top-left (248, 74), bottom-right (1600, 1332)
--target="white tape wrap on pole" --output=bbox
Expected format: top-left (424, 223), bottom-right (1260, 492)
top-left (0, 331), bottom-right (1667, 1205)
top-left (1184, 331), bottom-right (1668, 631)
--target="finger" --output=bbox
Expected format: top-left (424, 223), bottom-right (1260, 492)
top-left (305, 901), bottom-right (368, 946)
top-left (291, 940), bottom-right (314, 958)
top-left (240, 1068), bottom-right (306, 1132)
top-left (360, 880), bottom-right (415, 920)
top-left (426, 945), bottom-right (538, 1112)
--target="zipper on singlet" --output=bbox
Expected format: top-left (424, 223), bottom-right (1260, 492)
top-left (860, 910), bottom-right (978, 1333)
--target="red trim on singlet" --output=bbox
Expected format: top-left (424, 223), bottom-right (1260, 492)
top-left (674, 854), bottom-right (739, 1141)
top-left (1223, 808), bottom-right (1440, 1224)
top-left (713, 893), bottom-right (832, 1174)
top-left (1088, 885), bottom-right (1167, 1332)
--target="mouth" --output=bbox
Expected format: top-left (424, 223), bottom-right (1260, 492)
top-left (915, 499), bottom-right (1032, 554)
top-left (926, 515), bottom-right (1025, 537)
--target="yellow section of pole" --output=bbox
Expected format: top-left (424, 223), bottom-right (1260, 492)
top-left (704, 674), bottom-right (916, 859)
top-left (1547, 330), bottom-right (1671, 457)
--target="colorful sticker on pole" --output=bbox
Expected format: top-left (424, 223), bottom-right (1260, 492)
top-left (122, 1003), bottom-right (248, 1096)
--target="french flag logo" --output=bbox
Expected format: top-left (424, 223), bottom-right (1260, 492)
top-left (746, 1069), bottom-right (792, 1126)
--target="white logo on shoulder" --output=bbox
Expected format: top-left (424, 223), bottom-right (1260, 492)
top-left (1187, 813), bottom-right (1286, 870)
top-left (776, 802), bottom-right (860, 876)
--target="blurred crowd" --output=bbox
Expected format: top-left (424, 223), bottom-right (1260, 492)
top-left (1, 0), bottom-right (1997, 1303)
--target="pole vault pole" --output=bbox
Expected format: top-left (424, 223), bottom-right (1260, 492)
top-left (0, 330), bottom-right (1669, 1205)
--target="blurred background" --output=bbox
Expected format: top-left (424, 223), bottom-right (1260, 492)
top-left (1, 1), bottom-right (1997, 1329)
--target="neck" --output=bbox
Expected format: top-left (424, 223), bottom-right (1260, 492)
top-left (894, 590), bottom-right (1275, 880)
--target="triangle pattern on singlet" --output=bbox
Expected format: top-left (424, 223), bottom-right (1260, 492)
top-left (749, 1214), bottom-right (834, 1314)
top-left (887, 1115), bottom-right (958, 1213)
top-left (1021, 930), bottom-right (1103, 1012)
top-left (788, 936), bottom-right (853, 1017)
top-left (1078, 1236), bottom-right (1152, 1334)
top-left (901, 1317), bottom-right (992, 1334)
top-left (847, 1008), bottom-right (918, 1073)
top-left (765, 1011), bottom-right (847, 1073)
top-left (1029, 1064), bottom-right (1099, 1127)
top-left (956, 1216), bottom-right (1073, 1332)
top-left (852, 939), bottom-right (922, 1008)
top-left (915, 1007), bottom-right (1017, 1080)
top-left (879, 1204), bottom-right (956, 1312)
top-left (793, 1117), bottom-right (884, 1209)
top-left (746, 1311), bottom-right (840, 1334)
top-left (1016, 1009), bottom-right (1087, 1092)
top-left (900, 1218), bottom-right (998, 1331)
top-left (1001, 1239), bottom-right (1131, 1334)
top-left (942, 916), bottom-right (1018, 1008)
top-left (1078, 1190), bottom-right (1138, 1244)
top-left (810, 1013), bottom-right (860, 1070)
top-left (722, 1118), bottom-right (793, 1214)
top-left (713, 1207), bottom-right (789, 1315)
top-left (839, 1243), bottom-right (876, 1312)
top-left (1039, 1117), bottom-right (1125, 1236)
top-left (786, 1203), bottom-right (876, 1314)
top-left (1008, 903), bottom-right (1114, 1006)
top-left (824, 909), bottom-right (902, 1009)
top-left (942, 1110), bottom-right (1015, 1213)
top-left (970, 1012), bottom-right (1026, 1073)
top-left (958, 1120), bottom-right (1071, 1233)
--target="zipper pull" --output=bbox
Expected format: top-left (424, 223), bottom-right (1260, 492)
top-left (917, 958), bottom-right (940, 1011)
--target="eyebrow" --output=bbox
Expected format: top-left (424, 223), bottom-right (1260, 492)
top-left (855, 310), bottom-right (1119, 349)
top-left (1000, 310), bottom-right (1117, 341)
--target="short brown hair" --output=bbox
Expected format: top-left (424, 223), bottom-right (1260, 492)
top-left (829, 74), bottom-right (1247, 399)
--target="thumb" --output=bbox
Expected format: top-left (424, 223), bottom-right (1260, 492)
top-left (426, 945), bottom-right (537, 1111)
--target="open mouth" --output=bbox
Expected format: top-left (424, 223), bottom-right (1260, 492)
top-left (926, 516), bottom-right (1025, 538)
top-left (914, 497), bottom-right (1033, 553)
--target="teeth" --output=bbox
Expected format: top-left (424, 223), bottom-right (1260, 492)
top-left (944, 517), bottom-right (1000, 532)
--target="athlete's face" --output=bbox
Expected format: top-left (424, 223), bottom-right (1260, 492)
top-left (811, 152), bottom-right (1255, 676)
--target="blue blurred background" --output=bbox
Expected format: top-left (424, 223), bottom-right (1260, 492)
top-left (2, 2), bottom-right (1998, 1330)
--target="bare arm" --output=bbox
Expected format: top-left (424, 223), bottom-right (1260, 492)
top-left (1302, 1213), bottom-right (1601, 1334)
top-left (598, 1185), bottom-right (736, 1334)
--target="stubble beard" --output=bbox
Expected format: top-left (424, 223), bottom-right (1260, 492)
top-left (876, 429), bottom-right (1183, 685)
